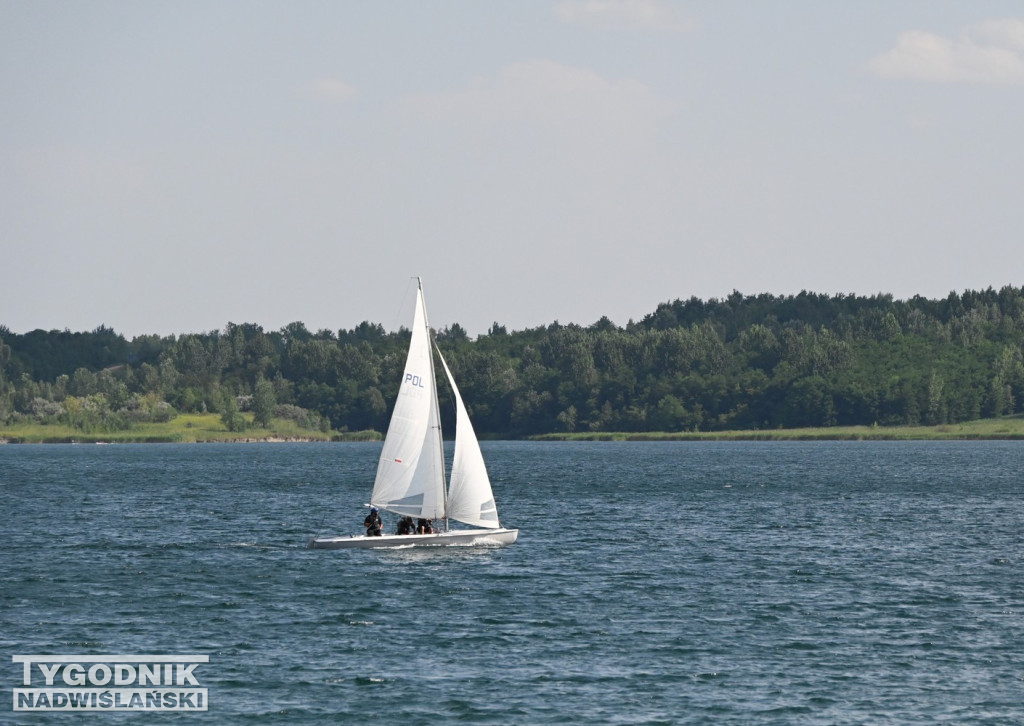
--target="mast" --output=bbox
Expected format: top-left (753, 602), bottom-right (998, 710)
top-left (417, 277), bottom-right (449, 531)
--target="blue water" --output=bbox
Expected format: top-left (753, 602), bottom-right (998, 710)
top-left (1, 441), bottom-right (1022, 724)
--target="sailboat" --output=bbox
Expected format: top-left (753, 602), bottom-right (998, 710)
top-left (308, 278), bottom-right (519, 550)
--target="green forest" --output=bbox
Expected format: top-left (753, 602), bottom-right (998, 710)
top-left (2, 287), bottom-right (1024, 438)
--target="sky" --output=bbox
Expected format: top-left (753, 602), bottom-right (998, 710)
top-left (2, 0), bottom-right (1023, 338)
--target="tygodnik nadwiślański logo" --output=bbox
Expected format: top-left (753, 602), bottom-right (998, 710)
top-left (13, 655), bottom-right (208, 711)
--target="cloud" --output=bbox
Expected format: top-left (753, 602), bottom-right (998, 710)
top-left (869, 18), bottom-right (1024, 84)
top-left (297, 77), bottom-right (358, 101)
top-left (406, 59), bottom-right (671, 139)
top-left (554, 0), bottom-right (691, 33)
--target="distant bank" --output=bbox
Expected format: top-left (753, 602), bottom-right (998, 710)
top-left (3, 413), bottom-right (1024, 443)
top-left (532, 416), bottom-right (1024, 441)
top-left (0, 413), bottom-right (379, 444)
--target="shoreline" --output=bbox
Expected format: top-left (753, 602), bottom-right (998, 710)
top-left (4, 431), bottom-right (1024, 444)
top-left (0, 436), bottom-right (343, 444)
top-left (4, 415), bottom-right (1023, 444)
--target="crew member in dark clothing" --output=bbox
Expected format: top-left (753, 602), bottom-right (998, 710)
top-left (396, 516), bottom-right (415, 535)
top-left (364, 507), bottom-right (382, 536)
top-left (416, 518), bottom-right (433, 534)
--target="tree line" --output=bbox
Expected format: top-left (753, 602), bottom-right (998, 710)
top-left (2, 287), bottom-right (1024, 436)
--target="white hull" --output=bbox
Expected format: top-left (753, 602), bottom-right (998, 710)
top-left (308, 527), bottom-right (519, 550)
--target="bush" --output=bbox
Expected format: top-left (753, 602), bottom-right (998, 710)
top-left (31, 397), bottom-right (65, 422)
top-left (274, 403), bottom-right (322, 430)
top-left (119, 393), bottom-right (178, 423)
top-left (220, 391), bottom-right (247, 432)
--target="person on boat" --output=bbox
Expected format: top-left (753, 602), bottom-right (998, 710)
top-left (396, 516), bottom-right (415, 535)
top-left (416, 518), bottom-right (433, 534)
top-left (364, 507), bottom-right (382, 537)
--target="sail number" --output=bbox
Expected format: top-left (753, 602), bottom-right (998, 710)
top-left (405, 373), bottom-right (426, 389)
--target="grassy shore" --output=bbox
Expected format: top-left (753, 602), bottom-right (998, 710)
top-left (531, 415), bottom-right (1024, 441)
top-left (0, 413), bottom-right (381, 444)
top-left (4, 415), bottom-right (1024, 443)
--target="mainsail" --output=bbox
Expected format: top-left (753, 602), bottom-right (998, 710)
top-left (437, 348), bottom-right (500, 529)
top-left (370, 286), bottom-right (447, 520)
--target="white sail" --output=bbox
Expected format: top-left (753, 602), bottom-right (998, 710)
top-left (437, 348), bottom-right (500, 529)
top-left (370, 286), bottom-right (447, 520)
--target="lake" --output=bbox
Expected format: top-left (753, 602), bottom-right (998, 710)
top-left (1, 441), bottom-right (1022, 723)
